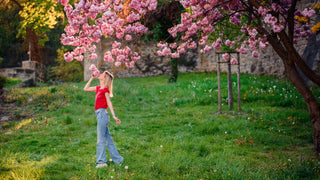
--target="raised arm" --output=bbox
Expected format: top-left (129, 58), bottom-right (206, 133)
top-left (105, 93), bottom-right (121, 124)
top-left (83, 76), bottom-right (96, 92)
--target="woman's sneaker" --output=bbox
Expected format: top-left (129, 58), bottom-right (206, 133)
top-left (96, 163), bottom-right (107, 168)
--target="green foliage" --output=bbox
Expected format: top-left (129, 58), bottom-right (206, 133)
top-left (48, 47), bottom-right (84, 82)
top-left (0, 74), bottom-right (7, 89)
top-left (17, 0), bottom-right (64, 46)
top-left (142, 1), bottom-right (183, 43)
top-left (1, 72), bottom-right (320, 179)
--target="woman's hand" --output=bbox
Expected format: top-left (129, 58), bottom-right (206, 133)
top-left (114, 116), bottom-right (121, 124)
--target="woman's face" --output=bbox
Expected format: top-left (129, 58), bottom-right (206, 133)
top-left (98, 72), bottom-right (106, 80)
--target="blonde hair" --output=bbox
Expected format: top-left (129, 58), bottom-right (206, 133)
top-left (103, 71), bottom-right (114, 97)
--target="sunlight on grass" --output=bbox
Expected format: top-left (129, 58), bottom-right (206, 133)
top-left (14, 118), bottom-right (32, 130)
top-left (0, 151), bottom-right (58, 179)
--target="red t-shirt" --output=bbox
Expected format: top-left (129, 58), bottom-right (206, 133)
top-left (95, 86), bottom-right (110, 110)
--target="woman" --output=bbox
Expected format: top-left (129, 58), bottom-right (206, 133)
top-left (84, 71), bottom-right (124, 168)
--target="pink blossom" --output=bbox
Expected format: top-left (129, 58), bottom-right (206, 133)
top-left (112, 41), bottom-right (121, 49)
top-left (222, 53), bottom-right (230, 60)
top-left (259, 41), bottom-right (268, 49)
top-left (157, 50), bottom-right (164, 56)
top-left (162, 47), bottom-right (171, 56)
top-left (237, 45), bottom-right (248, 54)
top-left (302, 8), bottom-right (315, 18)
top-left (127, 61), bottom-right (135, 68)
top-left (115, 61), bottom-right (121, 67)
top-left (60, 0), bottom-right (68, 6)
top-left (125, 35), bottom-right (132, 41)
top-left (88, 45), bottom-right (96, 53)
top-left (75, 55), bottom-right (84, 61)
top-left (114, 4), bottom-right (123, 12)
top-left (200, 45), bottom-right (212, 53)
top-left (231, 58), bottom-right (238, 65)
top-left (273, 23), bottom-right (284, 33)
top-left (225, 39), bottom-right (231, 46)
top-left (64, 52), bottom-right (73, 62)
top-left (104, 51), bottom-right (114, 62)
top-left (252, 51), bottom-right (259, 58)
top-left (157, 42), bottom-right (168, 49)
top-left (101, 23), bottom-right (114, 35)
top-left (170, 43), bottom-right (177, 49)
top-left (258, 6), bottom-right (268, 16)
top-left (89, 53), bottom-right (97, 60)
top-left (248, 28), bottom-right (258, 37)
top-left (65, 25), bottom-right (77, 36)
top-left (89, 64), bottom-right (100, 77)
top-left (171, 52), bottom-right (180, 59)
top-left (187, 41), bottom-right (197, 49)
top-left (116, 30), bottom-right (124, 38)
top-left (168, 27), bottom-right (178, 37)
top-left (127, 12), bottom-right (140, 23)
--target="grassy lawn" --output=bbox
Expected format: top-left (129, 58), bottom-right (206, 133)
top-left (1, 72), bottom-right (320, 179)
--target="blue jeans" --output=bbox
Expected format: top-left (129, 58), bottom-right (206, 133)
top-left (95, 108), bottom-right (123, 164)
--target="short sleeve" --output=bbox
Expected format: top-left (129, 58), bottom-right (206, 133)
top-left (102, 88), bottom-right (110, 93)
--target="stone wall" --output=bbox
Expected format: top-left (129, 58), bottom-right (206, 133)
top-left (84, 38), bottom-right (198, 81)
top-left (0, 61), bottom-right (46, 83)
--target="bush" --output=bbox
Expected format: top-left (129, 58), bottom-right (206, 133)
top-left (48, 47), bottom-right (84, 82)
top-left (0, 74), bottom-right (7, 89)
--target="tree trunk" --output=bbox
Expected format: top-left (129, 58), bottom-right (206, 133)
top-left (26, 27), bottom-right (42, 63)
top-left (168, 57), bottom-right (178, 83)
top-left (283, 55), bottom-right (320, 157)
top-left (266, 32), bottom-right (320, 157)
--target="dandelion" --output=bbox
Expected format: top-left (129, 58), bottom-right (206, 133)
top-left (160, 145), bottom-right (163, 148)
top-left (288, 159), bottom-right (291, 162)
top-left (112, 169), bottom-right (115, 171)
top-left (111, 176), bottom-right (114, 179)
top-left (125, 166), bottom-right (128, 170)
top-left (131, 173), bottom-right (135, 176)
top-left (225, 131), bottom-right (228, 134)
top-left (110, 159), bottom-right (113, 162)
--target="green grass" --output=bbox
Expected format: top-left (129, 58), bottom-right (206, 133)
top-left (1, 72), bottom-right (320, 179)
top-left (4, 78), bottom-right (23, 88)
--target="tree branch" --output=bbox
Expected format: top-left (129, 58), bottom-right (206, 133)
top-left (287, 0), bottom-right (297, 43)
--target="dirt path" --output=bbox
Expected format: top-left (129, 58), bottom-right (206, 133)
top-left (0, 89), bottom-right (28, 130)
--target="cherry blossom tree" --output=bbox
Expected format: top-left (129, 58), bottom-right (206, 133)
top-left (56, 0), bottom-right (157, 68)
top-left (57, 0), bottom-right (320, 156)
top-left (156, 0), bottom-right (320, 157)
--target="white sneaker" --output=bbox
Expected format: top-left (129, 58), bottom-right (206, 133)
top-left (96, 163), bottom-right (107, 168)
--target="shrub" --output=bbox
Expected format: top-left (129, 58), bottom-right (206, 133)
top-left (48, 47), bottom-right (84, 82)
top-left (0, 74), bottom-right (7, 89)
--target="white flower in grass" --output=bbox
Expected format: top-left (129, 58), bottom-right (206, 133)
top-left (225, 131), bottom-right (227, 134)
top-left (112, 169), bottom-right (115, 171)
top-left (111, 176), bottom-right (114, 179)
top-left (288, 159), bottom-right (291, 162)
top-left (160, 145), bottom-right (163, 148)
top-left (125, 166), bottom-right (128, 170)
top-left (109, 159), bottom-right (112, 162)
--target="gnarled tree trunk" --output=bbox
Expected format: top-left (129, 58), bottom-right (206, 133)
top-left (26, 27), bottom-right (42, 63)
